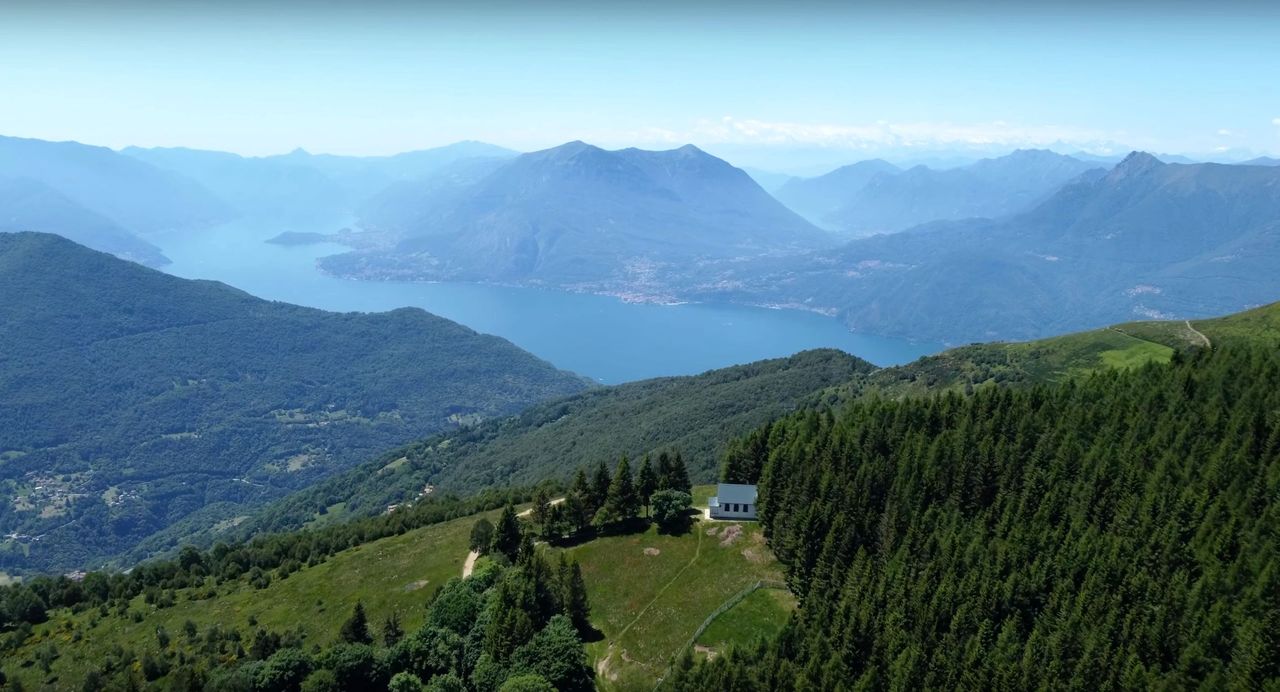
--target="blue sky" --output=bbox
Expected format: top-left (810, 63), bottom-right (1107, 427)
top-left (2, 1), bottom-right (1278, 169)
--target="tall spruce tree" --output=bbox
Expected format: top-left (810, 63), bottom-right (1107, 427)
top-left (339, 601), bottom-right (372, 644)
top-left (636, 454), bottom-right (657, 516)
top-left (491, 503), bottom-right (522, 562)
top-left (596, 455), bottom-right (640, 526)
top-left (590, 461), bottom-right (611, 515)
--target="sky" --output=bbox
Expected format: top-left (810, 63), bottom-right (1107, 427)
top-left (2, 0), bottom-right (1279, 170)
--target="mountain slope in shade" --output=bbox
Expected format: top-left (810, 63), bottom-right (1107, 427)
top-left (325, 141), bottom-right (832, 286)
top-left (1240, 156), bottom-right (1280, 166)
top-left (0, 232), bottom-right (589, 573)
top-left (686, 152), bottom-right (1280, 343)
top-left (0, 135), bottom-right (232, 234)
top-left (0, 177), bottom-right (168, 266)
top-left (773, 158), bottom-right (901, 228)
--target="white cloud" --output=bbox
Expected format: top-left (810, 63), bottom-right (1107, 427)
top-left (636, 116), bottom-right (1122, 153)
top-left (1273, 118), bottom-right (1280, 127)
top-left (1217, 128), bottom-right (1233, 136)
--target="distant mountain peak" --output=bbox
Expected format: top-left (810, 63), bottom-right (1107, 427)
top-left (1109, 151), bottom-right (1165, 180)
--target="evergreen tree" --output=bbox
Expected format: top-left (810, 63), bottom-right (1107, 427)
top-left (655, 451), bottom-right (674, 492)
top-left (381, 611), bottom-right (404, 646)
top-left (636, 454), bottom-right (657, 516)
top-left (338, 601), bottom-right (372, 644)
top-left (564, 561), bottom-right (591, 636)
top-left (491, 503), bottom-right (522, 562)
top-left (590, 461), bottom-right (611, 514)
top-left (596, 455), bottom-right (640, 526)
top-left (670, 451), bottom-right (692, 494)
top-left (530, 487), bottom-right (551, 528)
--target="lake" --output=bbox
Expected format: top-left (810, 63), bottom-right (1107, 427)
top-left (155, 220), bottom-right (942, 384)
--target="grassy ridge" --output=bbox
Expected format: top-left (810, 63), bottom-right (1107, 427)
top-left (565, 488), bottom-right (785, 691)
top-left (6, 487), bottom-right (789, 691)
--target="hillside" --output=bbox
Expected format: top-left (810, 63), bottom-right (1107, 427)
top-left (1, 486), bottom-right (786, 692)
top-left (670, 345), bottom-right (1280, 690)
top-left (832, 300), bottom-right (1280, 401)
top-left (244, 304), bottom-right (1279, 544)
top-left (0, 135), bottom-right (231, 236)
top-left (0, 178), bottom-right (168, 267)
top-left (227, 350), bottom-right (870, 540)
top-left (0, 233), bottom-right (588, 574)
top-left (688, 152), bottom-right (1280, 343)
top-left (320, 141), bottom-right (831, 290)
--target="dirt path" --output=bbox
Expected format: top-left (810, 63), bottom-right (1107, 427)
top-left (461, 550), bottom-right (479, 578)
top-left (1185, 320), bottom-right (1212, 349)
top-left (517, 496), bottom-right (565, 518)
top-left (615, 525), bottom-right (704, 642)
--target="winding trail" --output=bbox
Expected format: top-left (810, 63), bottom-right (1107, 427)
top-left (462, 497), bottom-right (566, 578)
top-left (517, 496), bottom-right (565, 518)
top-left (1185, 320), bottom-right (1212, 349)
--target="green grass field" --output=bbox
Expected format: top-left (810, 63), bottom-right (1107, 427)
top-left (7, 507), bottom-right (499, 688)
top-left (566, 486), bottom-right (788, 691)
top-left (694, 587), bottom-right (796, 659)
top-left (7, 487), bottom-right (793, 691)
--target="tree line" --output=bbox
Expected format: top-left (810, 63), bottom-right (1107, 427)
top-left (0, 488), bottom-right (524, 643)
top-left (667, 347), bottom-right (1280, 690)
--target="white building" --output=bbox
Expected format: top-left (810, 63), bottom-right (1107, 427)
top-left (708, 483), bottom-right (758, 520)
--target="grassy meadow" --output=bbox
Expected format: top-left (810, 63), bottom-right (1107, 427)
top-left (7, 486), bottom-right (793, 691)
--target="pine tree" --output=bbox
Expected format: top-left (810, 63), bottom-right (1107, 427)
top-left (637, 454), bottom-right (657, 516)
top-left (591, 461), bottom-right (611, 514)
top-left (655, 451), bottom-right (674, 492)
top-left (564, 560), bottom-right (591, 635)
top-left (671, 451), bottom-right (692, 494)
top-left (530, 487), bottom-right (551, 528)
top-left (491, 503), bottom-right (522, 562)
top-left (381, 611), bottom-right (404, 646)
top-left (339, 601), bottom-right (372, 644)
top-left (603, 455), bottom-right (640, 522)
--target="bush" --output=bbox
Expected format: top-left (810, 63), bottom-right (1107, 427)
top-left (650, 489), bottom-right (692, 527)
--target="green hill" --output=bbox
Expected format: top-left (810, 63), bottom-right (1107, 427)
top-left (241, 303), bottom-right (1280, 545)
top-left (668, 345), bottom-right (1280, 690)
top-left (227, 350), bottom-right (870, 540)
top-left (842, 300), bottom-right (1280, 400)
top-left (1, 486), bottom-right (786, 692)
top-left (0, 233), bottom-right (589, 574)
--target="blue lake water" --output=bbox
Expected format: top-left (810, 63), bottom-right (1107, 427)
top-left (155, 221), bottom-right (942, 384)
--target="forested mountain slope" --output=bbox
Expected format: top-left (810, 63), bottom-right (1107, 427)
top-left (321, 141), bottom-right (831, 289)
top-left (691, 152), bottom-right (1280, 343)
top-left (674, 345), bottom-right (1280, 690)
top-left (0, 233), bottom-right (588, 574)
top-left (217, 350), bottom-right (871, 542)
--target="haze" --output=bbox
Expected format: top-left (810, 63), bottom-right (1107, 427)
top-left (2, 0), bottom-right (1279, 170)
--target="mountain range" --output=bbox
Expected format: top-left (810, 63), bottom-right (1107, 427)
top-left (0, 232), bottom-right (588, 573)
top-left (775, 149), bottom-right (1100, 235)
top-left (122, 140), bottom-right (516, 224)
top-left (686, 152), bottom-right (1280, 342)
top-left (0, 135), bottom-right (235, 264)
top-left (320, 141), bottom-right (831, 290)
